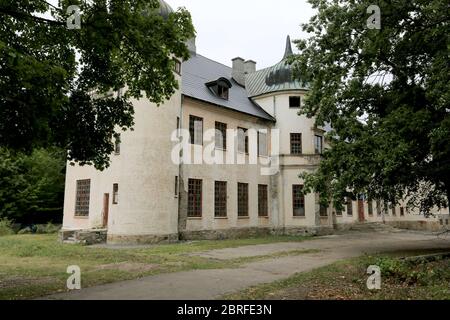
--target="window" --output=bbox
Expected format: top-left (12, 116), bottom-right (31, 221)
top-left (217, 85), bottom-right (229, 100)
top-left (368, 200), bottom-right (374, 216)
top-left (188, 179), bottom-right (202, 217)
top-left (238, 127), bottom-right (249, 154)
top-left (258, 131), bottom-right (268, 156)
top-left (189, 115), bottom-right (203, 145)
top-left (112, 183), bottom-right (119, 204)
top-left (346, 197), bottom-right (353, 216)
top-left (173, 58), bottom-right (181, 75)
top-left (335, 205), bottom-right (343, 216)
top-left (176, 117), bottom-right (180, 137)
top-left (215, 122), bottom-right (227, 150)
top-left (174, 176), bottom-right (179, 197)
top-left (383, 201), bottom-right (389, 215)
top-left (315, 135), bottom-right (323, 154)
top-left (376, 200), bottom-right (382, 216)
top-left (392, 205), bottom-right (396, 216)
top-left (289, 96), bottom-right (301, 108)
top-left (290, 133), bottom-right (302, 155)
top-left (237, 183), bottom-right (249, 217)
top-left (400, 207), bottom-right (404, 216)
top-left (114, 134), bottom-right (121, 155)
top-left (214, 181), bottom-right (227, 218)
top-left (75, 179), bottom-right (91, 217)
top-left (320, 203), bottom-right (328, 217)
top-left (258, 185), bottom-right (268, 217)
top-left (293, 185), bottom-right (305, 217)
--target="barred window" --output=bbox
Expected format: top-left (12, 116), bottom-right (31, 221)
top-left (215, 122), bottom-right (227, 150)
top-left (188, 179), bottom-right (202, 217)
top-left (189, 115), bottom-right (203, 145)
top-left (320, 203), bottom-right (328, 217)
top-left (238, 127), bottom-right (249, 154)
top-left (75, 179), bottom-right (91, 217)
top-left (400, 207), bottom-right (405, 216)
top-left (112, 183), bottom-right (119, 205)
top-left (315, 135), bottom-right (323, 154)
top-left (215, 181), bottom-right (227, 218)
top-left (346, 197), bottom-right (353, 216)
top-left (237, 183), bottom-right (249, 217)
top-left (293, 185), bottom-right (305, 217)
top-left (368, 200), bottom-right (374, 216)
top-left (258, 131), bottom-right (268, 156)
top-left (290, 133), bottom-right (302, 155)
top-left (392, 205), bottom-right (396, 216)
top-left (258, 185), bottom-right (268, 217)
top-left (376, 200), bottom-right (382, 216)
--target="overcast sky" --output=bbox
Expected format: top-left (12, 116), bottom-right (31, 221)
top-left (167, 0), bottom-right (316, 69)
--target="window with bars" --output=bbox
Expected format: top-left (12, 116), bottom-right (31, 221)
top-left (346, 197), bottom-right (353, 216)
top-left (112, 183), bottom-right (119, 204)
top-left (336, 206), bottom-right (343, 216)
top-left (215, 122), bottom-right (227, 150)
top-left (258, 131), bottom-right (268, 156)
top-left (376, 200), bottom-right (382, 216)
top-left (189, 115), bottom-right (203, 145)
top-left (289, 96), bottom-right (301, 108)
top-left (114, 134), bottom-right (121, 155)
top-left (290, 133), bottom-right (302, 155)
top-left (368, 200), bottom-right (374, 216)
top-left (400, 207), bottom-right (405, 216)
top-left (214, 181), bottom-right (227, 218)
top-left (173, 58), bottom-right (181, 75)
top-left (293, 185), bottom-right (305, 217)
top-left (258, 185), bottom-right (268, 217)
top-left (238, 127), bottom-right (249, 154)
top-left (315, 135), bottom-right (323, 154)
top-left (237, 183), bottom-right (249, 217)
top-left (75, 179), bottom-right (91, 217)
top-left (188, 179), bottom-right (202, 217)
top-left (392, 205), bottom-right (396, 216)
top-left (319, 201), bottom-right (328, 217)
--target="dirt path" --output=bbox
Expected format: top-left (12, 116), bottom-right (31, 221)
top-left (43, 230), bottom-right (450, 300)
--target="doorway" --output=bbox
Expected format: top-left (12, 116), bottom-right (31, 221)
top-left (102, 193), bottom-right (110, 228)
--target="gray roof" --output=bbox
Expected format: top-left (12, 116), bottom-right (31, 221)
top-left (182, 54), bottom-right (275, 122)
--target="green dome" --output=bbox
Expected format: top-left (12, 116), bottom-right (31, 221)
top-left (157, 0), bottom-right (174, 19)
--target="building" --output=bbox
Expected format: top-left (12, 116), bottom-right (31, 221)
top-left (60, 1), bottom-right (449, 244)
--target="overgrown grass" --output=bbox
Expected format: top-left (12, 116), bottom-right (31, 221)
top-left (0, 233), bottom-right (312, 300)
top-left (225, 251), bottom-right (450, 300)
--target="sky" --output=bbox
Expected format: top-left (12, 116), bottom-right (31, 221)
top-left (166, 0), bottom-right (316, 69)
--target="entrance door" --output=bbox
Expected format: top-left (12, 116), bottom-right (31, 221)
top-left (358, 200), bottom-right (365, 222)
top-left (102, 193), bottom-right (110, 228)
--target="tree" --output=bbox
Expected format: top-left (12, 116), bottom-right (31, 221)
top-left (0, 0), bottom-right (195, 170)
top-left (291, 0), bottom-right (449, 213)
top-left (0, 147), bottom-right (66, 223)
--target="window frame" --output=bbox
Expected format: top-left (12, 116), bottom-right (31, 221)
top-left (258, 184), bottom-right (269, 217)
top-left (112, 183), bottom-right (119, 205)
top-left (346, 197), bottom-right (353, 216)
top-left (188, 179), bottom-right (202, 218)
top-left (114, 134), bottom-right (121, 155)
top-left (214, 181), bottom-right (227, 218)
top-left (173, 58), bottom-right (182, 75)
top-left (237, 183), bottom-right (249, 217)
top-left (258, 131), bottom-right (268, 157)
top-left (292, 185), bottom-right (305, 217)
top-left (237, 127), bottom-right (249, 154)
top-left (189, 115), bottom-right (203, 146)
top-left (289, 96), bottom-right (301, 109)
top-left (314, 135), bottom-right (323, 155)
top-left (290, 133), bottom-right (302, 155)
top-left (75, 179), bottom-right (91, 217)
top-left (215, 122), bottom-right (227, 150)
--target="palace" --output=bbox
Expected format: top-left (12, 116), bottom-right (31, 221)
top-left (61, 1), bottom-right (449, 244)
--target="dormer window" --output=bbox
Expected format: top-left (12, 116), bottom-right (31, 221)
top-left (206, 77), bottom-right (232, 100)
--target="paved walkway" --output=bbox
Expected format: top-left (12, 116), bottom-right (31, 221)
top-left (44, 230), bottom-right (450, 300)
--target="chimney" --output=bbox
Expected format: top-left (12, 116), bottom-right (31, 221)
top-left (232, 57), bottom-right (245, 86)
top-left (244, 60), bottom-right (256, 75)
top-left (186, 37), bottom-right (196, 55)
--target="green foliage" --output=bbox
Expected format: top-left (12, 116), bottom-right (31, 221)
top-left (0, 0), bottom-right (195, 170)
top-left (0, 219), bottom-right (15, 236)
top-left (292, 0), bottom-right (450, 212)
top-left (35, 223), bottom-right (61, 234)
top-left (0, 148), bottom-right (66, 223)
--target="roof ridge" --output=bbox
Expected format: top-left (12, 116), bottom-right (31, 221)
top-left (194, 53), bottom-right (232, 71)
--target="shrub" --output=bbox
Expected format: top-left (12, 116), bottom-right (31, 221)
top-left (36, 223), bottom-right (61, 234)
top-left (0, 219), bottom-right (15, 236)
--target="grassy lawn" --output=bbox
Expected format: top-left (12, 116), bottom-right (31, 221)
top-left (0, 233), bottom-right (312, 300)
top-left (225, 250), bottom-right (450, 300)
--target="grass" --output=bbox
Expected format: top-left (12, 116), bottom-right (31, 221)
top-left (0, 233), bottom-right (312, 300)
top-left (224, 250), bottom-right (450, 300)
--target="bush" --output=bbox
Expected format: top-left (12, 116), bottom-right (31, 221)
top-left (17, 227), bottom-right (33, 235)
top-left (36, 223), bottom-right (61, 234)
top-left (0, 219), bottom-right (15, 236)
